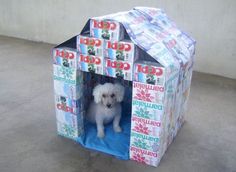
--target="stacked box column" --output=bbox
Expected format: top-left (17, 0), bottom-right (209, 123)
top-left (53, 48), bottom-right (84, 140)
top-left (130, 81), bottom-right (165, 166)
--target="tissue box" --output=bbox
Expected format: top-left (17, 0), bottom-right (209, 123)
top-left (132, 82), bottom-right (165, 104)
top-left (79, 54), bottom-right (103, 75)
top-left (77, 35), bottom-right (104, 56)
top-left (53, 47), bottom-right (79, 68)
top-left (54, 80), bottom-right (83, 100)
top-left (53, 64), bottom-right (83, 85)
top-left (132, 99), bottom-right (163, 121)
top-left (56, 110), bottom-right (84, 140)
top-left (104, 40), bottom-right (137, 61)
top-left (104, 58), bottom-right (133, 81)
top-left (134, 61), bottom-right (165, 86)
top-left (90, 19), bottom-right (124, 41)
top-left (54, 94), bottom-right (84, 115)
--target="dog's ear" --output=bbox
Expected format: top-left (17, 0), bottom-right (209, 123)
top-left (93, 84), bottom-right (103, 103)
top-left (114, 83), bottom-right (125, 102)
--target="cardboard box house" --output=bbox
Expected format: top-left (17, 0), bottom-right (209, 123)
top-left (53, 7), bottom-right (196, 167)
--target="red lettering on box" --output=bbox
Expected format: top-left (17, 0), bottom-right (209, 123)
top-left (80, 37), bottom-right (101, 47)
top-left (107, 59), bottom-right (130, 70)
top-left (137, 64), bottom-right (163, 76)
top-left (80, 55), bottom-right (101, 65)
top-left (93, 20), bottom-right (117, 30)
top-left (55, 49), bottom-right (75, 59)
top-left (107, 41), bottom-right (131, 51)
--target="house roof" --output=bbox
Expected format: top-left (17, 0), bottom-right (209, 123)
top-left (81, 7), bottom-right (196, 75)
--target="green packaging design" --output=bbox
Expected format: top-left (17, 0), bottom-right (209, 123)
top-left (53, 64), bottom-right (83, 85)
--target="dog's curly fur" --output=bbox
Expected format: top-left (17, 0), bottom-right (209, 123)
top-left (86, 83), bottom-right (125, 138)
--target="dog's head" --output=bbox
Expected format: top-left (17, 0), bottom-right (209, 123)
top-left (93, 83), bottom-right (125, 108)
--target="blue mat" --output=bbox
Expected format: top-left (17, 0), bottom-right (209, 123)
top-left (76, 109), bottom-right (131, 160)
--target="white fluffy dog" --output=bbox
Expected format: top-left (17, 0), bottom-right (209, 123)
top-left (86, 83), bottom-right (125, 138)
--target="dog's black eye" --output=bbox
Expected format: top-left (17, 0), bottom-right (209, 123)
top-left (102, 94), bottom-right (106, 98)
top-left (111, 94), bottom-right (115, 98)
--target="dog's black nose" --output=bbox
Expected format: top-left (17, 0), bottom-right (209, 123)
top-left (107, 104), bottom-right (111, 108)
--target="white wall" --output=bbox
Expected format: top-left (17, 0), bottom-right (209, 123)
top-left (0, 0), bottom-right (236, 79)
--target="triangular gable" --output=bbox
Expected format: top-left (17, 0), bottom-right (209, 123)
top-left (80, 12), bottom-right (160, 66)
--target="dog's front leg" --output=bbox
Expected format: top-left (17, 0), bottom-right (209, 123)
top-left (96, 119), bottom-right (105, 138)
top-left (113, 114), bottom-right (122, 133)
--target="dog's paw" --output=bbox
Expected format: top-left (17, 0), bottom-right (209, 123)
top-left (114, 126), bottom-right (122, 133)
top-left (97, 131), bottom-right (105, 138)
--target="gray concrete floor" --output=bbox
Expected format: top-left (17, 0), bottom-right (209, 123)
top-left (0, 35), bottom-right (235, 172)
